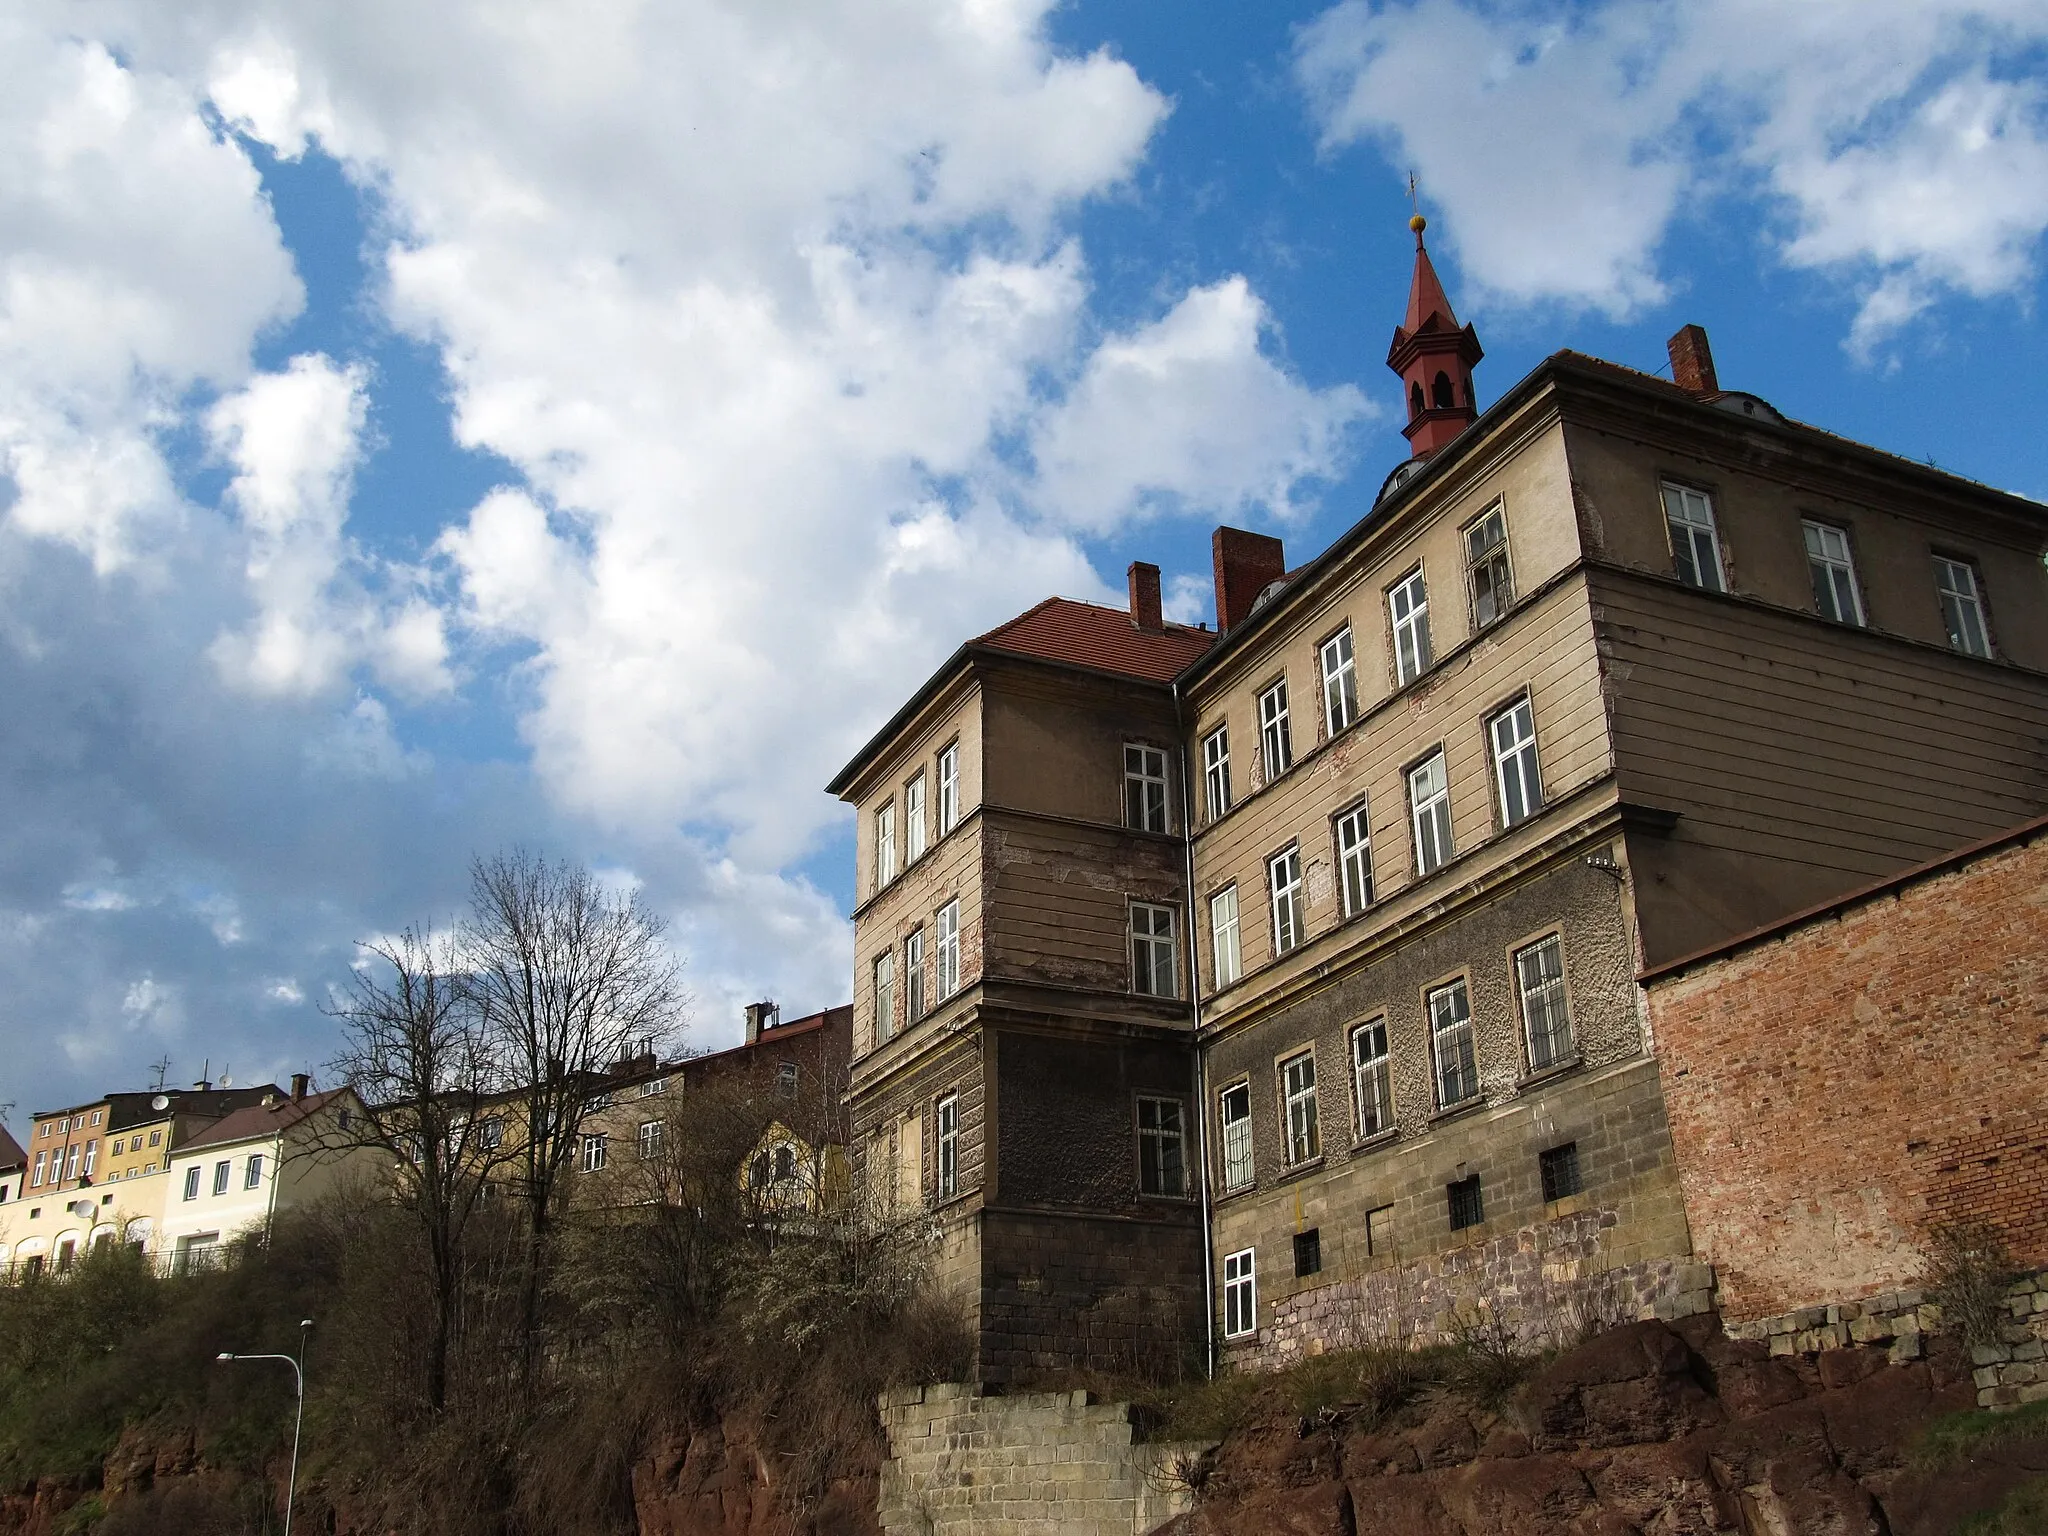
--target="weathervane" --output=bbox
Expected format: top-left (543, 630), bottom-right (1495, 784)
top-left (1407, 170), bottom-right (1427, 239)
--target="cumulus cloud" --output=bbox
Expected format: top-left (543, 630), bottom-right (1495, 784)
top-left (1296, 0), bottom-right (2048, 351)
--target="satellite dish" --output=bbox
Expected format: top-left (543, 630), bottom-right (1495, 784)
top-left (220, 1075), bottom-right (233, 1087)
top-left (73, 1200), bottom-right (95, 1218)
top-left (151, 1095), bottom-right (169, 1111)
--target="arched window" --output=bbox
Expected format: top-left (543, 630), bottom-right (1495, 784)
top-left (1432, 370), bottom-right (1456, 409)
top-left (1409, 381), bottom-right (1425, 419)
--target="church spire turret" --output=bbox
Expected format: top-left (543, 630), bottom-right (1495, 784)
top-left (1387, 212), bottom-right (1484, 459)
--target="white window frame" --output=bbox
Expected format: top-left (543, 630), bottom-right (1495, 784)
top-left (1130, 901), bottom-right (1178, 998)
top-left (935, 1093), bottom-right (958, 1201)
top-left (1124, 743), bottom-right (1169, 833)
top-left (638, 1120), bottom-right (664, 1161)
top-left (212, 1160), bottom-right (231, 1195)
top-left (1334, 802), bottom-right (1372, 917)
top-left (873, 949), bottom-right (896, 1043)
top-left (1320, 627), bottom-right (1359, 734)
top-left (31, 1150), bottom-right (46, 1187)
top-left (1489, 696), bottom-right (1542, 829)
top-left (1428, 978), bottom-right (1480, 1109)
top-left (1803, 520), bottom-right (1864, 626)
top-left (1280, 1049), bottom-right (1320, 1165)
top-left (1389, 568), bottom-right (1432, 685)
top-left (1223, 1247), bottom-right (1257, 1338)
top-left (1408, 750), bottom-right (1454, 876)
top-left (1465, 503), bottom-right (1513, 629)
top-left (183, 1165), bottom-right (200, 1201)
top-left (1661, 482), bottom-right (1725, 593)
top-left (581, 1133), bottom-right (608, 1173)
top-left (1258, 680), bottom-right (1292, 778)
top-left (81, 1140), bottom-right (96, 1177)
top-left (637, 1077), bottom-right (666, 1099)
top-left (1267, 845), bottom-right (1304, 956)
top-left (1136, 1096), bottom-right (1187, 1197)
top-left (1202, 725), bottom-right (1231, 822)
top-left (1209, 885), bottom-right (1242, 990)
top-left (874, 801), bottom-right (897, 888)
top-left (935, 899), bottom-right (961, 1001)
top-left (1218, 1081), bottom-right (1253, 1193)
top-left (1515, 934), bottom-right (1574, 1072)
top-left (1934, 556), bottom-right (1993, 658)
top-left (243, 1154), bottom-right (264, 1189)
top-left (65, 1145), bottom-right (79, 1180)
top-left (1352, 1018), bottom-right (1393, 1140)
top-left (905, 927), bottom-right (926, 1021)
top-left (904, 773), bottom-right (928, 862)
top-left (936, 744), bottom-right (960, 833)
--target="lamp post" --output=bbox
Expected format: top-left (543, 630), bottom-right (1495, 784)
top-left (216, 1318), bottom-right (313, 1536)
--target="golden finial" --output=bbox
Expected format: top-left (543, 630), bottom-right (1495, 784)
top-left (1409, 212), bottom-right (1427, 234)
top-left (1406, 172), bottom-right (1427, 237)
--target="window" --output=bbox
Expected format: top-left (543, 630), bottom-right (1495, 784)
top-left (1281, 1051), bottom-right (1320, 1164)
top-left (82, 1141), bottom-right (96, 1176)
top-left (1447, 1175), bottom-right (1485, 1231)
top-left (1661, 483), bottom-right (1725, 592)
top-left (1202, 726), bottom-right (1231, 822)
top-left (1389, 568), bottom-right (1432, 685)
top-left (936, 743), bottom-right (960, 834)
top-left (1124, 744), bottom-right (1168, 832)
top-left (1408, 750), bottom-right (1454, 876)
top-left (1365, 1204), bottom-right (1395, 1256)
top-left (775, 1145), bottom-right (795, 1183)
top-left (874, 802), bottom-right (897, 888)
top-left (1223, 1248), bottom-right (1257, 1338)
top-left (935, 1094), bottom-right (958, 1200)
top-left (1219, 1083), bottom-right (1253, 1193)
top-left (1335, 802), bottom-right (1373, 916)
top-left (1515, 934), bottom-right (1574, 1071)
top-left (1137, 1097), bottom-right (1186, 1197)
top-left (1352, 1019), bottom-right (1393, 1140)
top-left (873, 950), bottom-right (896, 1043)
top-left (1934, 557), bottom-right (1993, 658)
top-left (1540, 1142), bottom-right (1583, 1203)
top-left (183, 1166), bottom-right (200, 1201)
top-left (1489, 696), bottom-right (1542, 828)
top-left (1267, 846), bottom-right (1304, 956)
top-left (476, 1118), bottom-right (504, 1151)
top-left (905, 928), bottom-right (926, 1020)
top-left (31, 1151), bottom-right (44, 1187)
top-left (64, 1145), bottom-right (79, 1180)
top-left (639, 1120), bottom-right (664, 1160)
top-left (149, 1131), bottom-right (161, 1146)
top-left (1804, 521), bottom-right (1864, 625)
top-left (1130, 902), bottom-right (1178, 997)
top-left (244, 1155), bottom-right (264, 1189)
top-left (212, 1160), bottom-right (231, 1195)
top-left (777, 1062), bottom-right (799, 1096)
top-left (1258, 680), bottom-right (1292, 778)
top-left (110, 1138), bottom-right (123, 1156)
top-left (1465, 504), bottom-right (1513, 629)
top-left (1293, 1228), bottom-right (1322, 1278)
top-left (935, 899), bottom-right (961, 1000)
top-left (1209, 886), bottom-right (1241, 989)
top-left (638, 1078), bottom-right (667, 1098)
top-left (1428, 979), bottom-right (1480, 1108)
top-left (92, 1111), bottom-right (102, 1126)
top-left (581, 1133), bottom-right (608, 1173)
top-left (904, 773), bottom-right (928, 862)
top-left (1320, 627), bottom-right (1359, 734)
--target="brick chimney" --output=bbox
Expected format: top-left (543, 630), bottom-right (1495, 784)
top-left (1127, 561), bottom-right (1163, 632)
top-left (1667, 324), bottom-right (1719, 395)
top-left (744, 1001), bottom-right (778, 1046)
top-left (290, 1073), bottom-right (310, 1103)
top-left (1212, 527), bottom-right (1286, 633)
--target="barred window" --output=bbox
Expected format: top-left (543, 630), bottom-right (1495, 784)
top-left (1219, 1082), bottom-right (1253, 1193)
top-left (1447, 1174), bottom-right (1484, 1232)
top-left (1515, 934), bottom-right (1574, 1071)
top-left (1352, 1019), bottom-right (1393, 1139)
top-left (1427, 979), bottom-right (1480, 1108)
top-left (1293, 1228), bottom-right (1322, 1278)
top-left (1540, 1142), bottom-right (1583, 1203)
top-left (1281, 1051), bottom-right (1320, 1165)
top-left (1137, 1097), bottom-right (1187, 1197)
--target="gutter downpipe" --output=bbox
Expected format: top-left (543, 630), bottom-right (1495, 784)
top-left (1172, 676), bottom-right (1217, 1380)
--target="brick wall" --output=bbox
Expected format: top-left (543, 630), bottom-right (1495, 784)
top-left (1647, 826), bottom-right (2048, 1322)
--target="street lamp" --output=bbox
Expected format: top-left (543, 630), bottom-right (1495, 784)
top-left (216, 1318), bottom-right (313, 1536)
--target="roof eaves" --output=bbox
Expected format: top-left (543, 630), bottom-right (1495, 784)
top-left (824, 642), bottom-right (975, 799)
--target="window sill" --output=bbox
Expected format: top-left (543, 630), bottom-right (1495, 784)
top-left (1427, 1098), bottom-right (1487, 1128)
top-left (1517, 1055), bottom-right (1582, 1091)
top-left (1275, 1156), bottom-right (1326, 1186)
top-left (1349, 1126), bottom-right (1400, 1156)
top-left (1212, 1180), bottom-right (1258, 1205)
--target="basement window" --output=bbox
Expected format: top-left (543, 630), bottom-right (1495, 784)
top-left (1540, 1142), bottom-right (1583, 1203)
top-left (1293, 1228), bottom-right (1322, 1278)
top-left (1447, 1175), bottom-right (1484, 1232)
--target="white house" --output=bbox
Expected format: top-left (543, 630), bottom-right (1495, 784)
top-left (160, 1081), bottom-right (374, 1272)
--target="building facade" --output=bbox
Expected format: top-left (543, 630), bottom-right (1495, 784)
top-left (834, 218), bottom-right (2048, 1379)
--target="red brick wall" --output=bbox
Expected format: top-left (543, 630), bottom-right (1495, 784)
top-left (1647, 830), bottom-right (2048, 1322)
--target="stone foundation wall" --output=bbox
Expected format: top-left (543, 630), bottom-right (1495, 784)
top-left (876, 1384), bottom-right (1207, 1536)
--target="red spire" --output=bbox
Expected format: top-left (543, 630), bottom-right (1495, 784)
top-left (1387, 214), bottom-right (1484, 459)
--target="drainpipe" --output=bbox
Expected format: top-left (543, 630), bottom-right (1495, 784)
top-left (1172, 677), bottom-right (1217, 1379)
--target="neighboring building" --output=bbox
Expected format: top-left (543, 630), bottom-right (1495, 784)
top-left (833, 214), bottom-right (2048, 1379)
top-left (1646, 814), bottom-right (2048, 1323)
top-left (0, 1125), bottom-right (24, 1206)
top-left (159, 1079), bottom-right (372, 1273)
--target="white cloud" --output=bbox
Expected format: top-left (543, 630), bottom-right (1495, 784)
top-left (1296, 0), bottom-right (2048, 349)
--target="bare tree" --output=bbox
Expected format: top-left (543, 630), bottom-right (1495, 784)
top-left (461, 850), bottom-right (686, 1376)
top-left (324, 924), bottom-right (516, 1414)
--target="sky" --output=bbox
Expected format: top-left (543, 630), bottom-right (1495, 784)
top-left (4, 0), bottom-right (2047, 1124)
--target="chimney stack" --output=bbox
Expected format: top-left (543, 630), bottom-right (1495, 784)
top-left (1127, 562), bottom-right (1163, 632)
top-left (744, 1000), bottom-right (778, 1046)
top-left (1667, 324), bottom-right (1719, 395)
top-left (1211, 527), bottom-right (1287, 634)
top-left (290, 1073), bottom-right (310, 1103)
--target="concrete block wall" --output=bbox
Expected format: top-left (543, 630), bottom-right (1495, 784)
top-left (877, 1384), bottom-right (1207, 1536)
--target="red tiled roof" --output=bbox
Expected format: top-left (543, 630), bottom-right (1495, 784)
top-left (178, 1088), bottom-right (352, 1154)
top-left (0, 1125), bottom-right (24, 1170)
top-left (974, 597), bottom-right (1213, 683)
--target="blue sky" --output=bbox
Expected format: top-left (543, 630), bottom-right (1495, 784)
top-left (3, 0), bottom-right (2046, 1125)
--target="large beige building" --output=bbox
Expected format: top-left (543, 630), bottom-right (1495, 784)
top-left (835, 218), bottom-right (2048, 1380)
